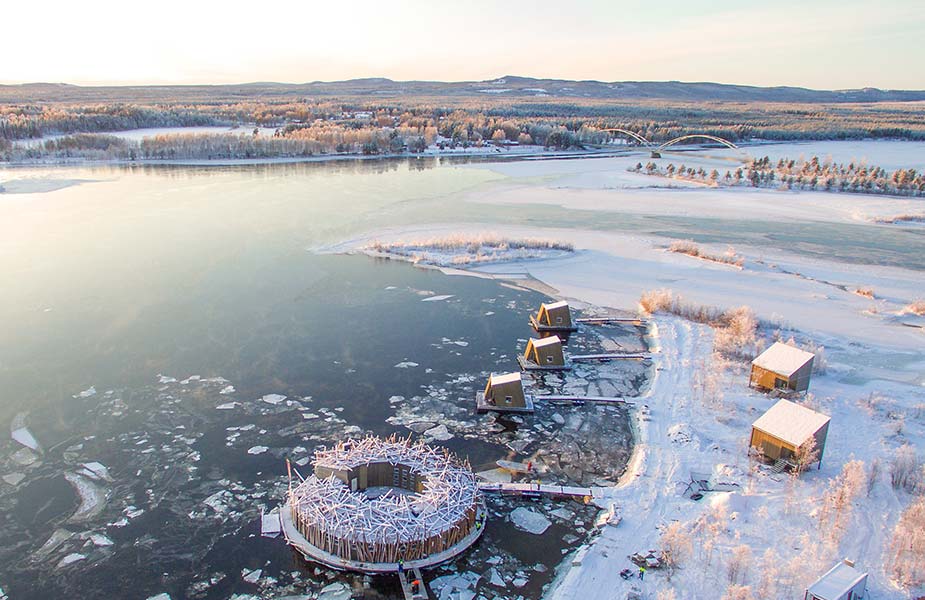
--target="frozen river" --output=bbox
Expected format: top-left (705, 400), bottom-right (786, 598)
top-left (0, 140), bottom-right (922, 598)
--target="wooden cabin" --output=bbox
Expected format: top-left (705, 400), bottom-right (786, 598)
top-left (804, 559), bottom-right (868, 600)
top-left (530, 301), bottom-right (577, 332)
top-left (750, 399), bottom-right (830, 470)
top-left (518, 336), bottom-right (570, 371)
top-left (476, 372), bottom-right (534, 413)
top-left (750, 342), bottom-right (815, 393)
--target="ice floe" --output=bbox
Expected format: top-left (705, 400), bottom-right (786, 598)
top-left (510, 507), bottom-right (552, 534)
top-left (421, 294), bottom-right (454, 302)
top-left (247, 446), bottom-right (269, 455)
top-left (393, 361), bottom-right (419, 368)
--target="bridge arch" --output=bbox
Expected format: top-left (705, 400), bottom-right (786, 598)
top-left (657, 134), bottom-right (738, 151)
top-left (599, 128), bottom-right (653, 147)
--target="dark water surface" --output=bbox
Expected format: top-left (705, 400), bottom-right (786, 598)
top-left (0, 160), bottom-right (643, 599)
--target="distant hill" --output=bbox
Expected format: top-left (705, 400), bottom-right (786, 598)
top-left (2, 76), bottom-right (925, 104)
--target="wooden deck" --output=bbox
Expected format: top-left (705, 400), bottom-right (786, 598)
top-left (476, 391), bottom-right (535, 414)
top-left (534, 394), bottom-right (631, 405)
top-left (478, 481), bottom-right (607, 501)
top-left (398, 568), bottom-right (429, 599)
top-left (529, 315), bottom-right (578, 333)
top-left (569, 353), bottom-right (650, 362)
top-left (575, 317), bottom-right (648, 326)
top-left (516, 355), bottom-right (572, 372)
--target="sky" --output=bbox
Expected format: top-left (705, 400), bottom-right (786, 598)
top-left (2, 0), bottom-right (924, 89)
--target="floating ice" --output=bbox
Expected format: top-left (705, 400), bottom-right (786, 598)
top-left (64, 472), bottom-right (107, 522)
top-left (424, 424), bottom-right (454, 441)
top-left (88, 533), bottom-right (114, 546)
top-left (510, 507), bottom-right (552, 534)
top-left (421, 294), bottom-right (454, 302)
top-left (317, 582), bottom-right (351, 600)
top-left (180, 375), bottom-right (201, 384)
top-left (79, 462), bottom-right (111, 481)
top-left (394, 361), bottom-right (419, 368)
top-left (146, 594), bottom-right (171, 600)
top-left (430, 572), bottom-right (479, 600)
top-left (2, 473), bottom-right (25, 486)
top-left (74, 386), bottom-right (96, 398)
top-left (453, 340), bottom-right (469, 347)
top-left (57, 553), bottom-right (86, 568)
top-left (219, 385), bottom-right (236, 395)
top-left (260, 394), bottom-right (287, 405)
top-left (388, 395), bottom-right (405, 404)
top-left (487, 568), bottom-right (505, 587)
top-left (11, 427), bottom-right (40, 451)
top-left (513, 577), bottom-right (528, 588)
top-left (247, 446), bottom-right (269, 455)
top-left (241, 568), bottom-right (262, 584)
top-left (157, 375), bottom-right (177, 384)
top-left (216, 402), bottom-right (240, 410)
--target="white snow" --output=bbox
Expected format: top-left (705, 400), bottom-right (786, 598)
top-left (241, 568), bottom-right (262, 583)
top-left (422, 294), bottom-right (455, 302)
top-left (145, 594), bottom-right (172, 600)
top-left (247, 446), bottom-right (269, 455)
top-left (335, 143), bottom-right (925, 600)
top-left (216, 401), bottom-right (240, 410)
top-left (74, 386), bottom-right (96, 398)
top-left (260, 394), bottom-right (287, 405)
top-left (219, 385), bottom-right (236, 395)
top-left (393, 361), bottom-right (419, 368)
top-left (510, 507), bottom-right (552, 534)
top-left (752, 341), bottom-right (815, 376)
top-left (79, 462), bottom-right (111, 481)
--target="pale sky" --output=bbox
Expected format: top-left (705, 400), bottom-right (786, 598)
top-left (2, 0), bottom-right (924, 89)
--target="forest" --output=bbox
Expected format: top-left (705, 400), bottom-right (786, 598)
top-left (3, 94), bottom-right (925, 162)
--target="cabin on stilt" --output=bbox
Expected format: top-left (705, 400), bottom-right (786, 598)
top-left (530, 301), bottom-right (577, 333)
top-left (749, 399), bottom-right (830, 471)
top-left (518, 336), bottom-right (570, 371)
top-left (476, 372), bottom-right (534, 413)
top-left (750, 342), bottom-right (815, 393)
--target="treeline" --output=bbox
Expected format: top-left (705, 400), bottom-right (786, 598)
top-left (4, 97), bottom-right (925, 147)
top-left (632, 155), bottom-right (925, 197)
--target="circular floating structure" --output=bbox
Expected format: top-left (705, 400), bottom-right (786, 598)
top-left (280, 436), bottom-right (486, 573)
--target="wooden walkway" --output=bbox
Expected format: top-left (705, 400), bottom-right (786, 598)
top-left (397, 568), bottom-right (429, 599)
top-left (534, 395), bottom-right (631, 405)
top-left (479, 481), bottom-right (607, 501)
top-left (575, 317), bottom-right (648, 326)
top-left (570, 353), bottom-right (650, 361)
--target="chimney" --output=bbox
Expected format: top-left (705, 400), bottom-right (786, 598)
top-left (842, 558), bottom-right (855, 567)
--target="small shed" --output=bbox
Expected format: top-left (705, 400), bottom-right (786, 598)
top-left (530, 301), bottom-right (577, 332)
top-left (518, 336), bottom-right (569, 371)
top-left (477, 372), bottom-right (534, 413)
top-left (804, 559), bottom-right (868, 600)
top-left (750, 342), bottom-right (815, 392)
top-left (750, 399), bottom-right (830, 469)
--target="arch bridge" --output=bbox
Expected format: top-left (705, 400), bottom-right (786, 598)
top-left (597, 130), bottom-right (741, 159)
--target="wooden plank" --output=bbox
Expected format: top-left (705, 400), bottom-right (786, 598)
top-left (516, 355), bottom-right (572, 372)
top-left (534, 395), bottom-right (630, 405)
top-left (570, 353), bottom-right (649, 361)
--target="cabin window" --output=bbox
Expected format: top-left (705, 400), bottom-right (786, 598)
top-left (504, 395), bottom-right (512, 404)
top-left (546, 355), bottom-right (554, 363)
top-left (555, 316), bottom-right (563, 324)
top-left (393, 468), bottom-right (400, 485)
top-left (774, 377), bottom-right (788, 389)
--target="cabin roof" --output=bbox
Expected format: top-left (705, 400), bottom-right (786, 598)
top-left (542, 300), bottom-right (569, 311)
top-left (752, 342), bottom-right (814, 377)
top-left (752, 399), bottom-right (830, 448)
top-left (530, 336), bottom-right (561, 348)
top-left (490, 372), bottom-right (522, 385)
top-left (807, 561), bottom-right (867, 600)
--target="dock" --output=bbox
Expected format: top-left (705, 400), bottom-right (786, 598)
top-left (534, 395), bottom-right (631, 405)
top-left (516, 355), bottom-right (572, 372)
top-left (476, 391), bottom-right (535, 414)
top-left (397, 568), bottom-right (429, 599)
top-left (478, 481), bottom-right (607, 501)
top-left (529, 315), bottom-right (578, 333)
top-left (575, 317), bottom-right (648, 326)
top-left (569, 353), bottom-right (650, 362)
